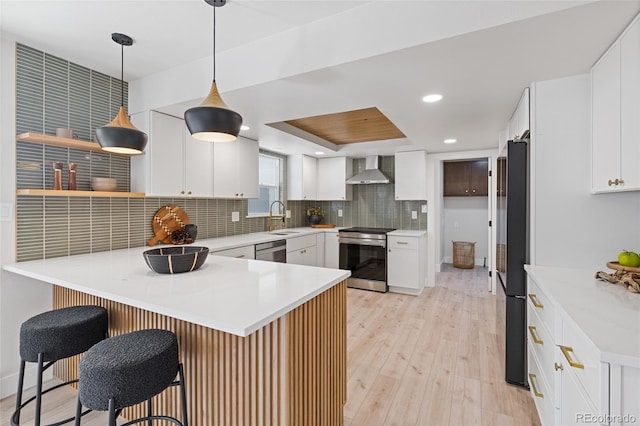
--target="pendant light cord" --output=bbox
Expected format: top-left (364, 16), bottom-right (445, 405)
top-left (120, 42), bottom-right (124, 107)
top-left (212, 4), bottom-right (216, 83)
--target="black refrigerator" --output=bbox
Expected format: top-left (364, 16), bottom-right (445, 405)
top-left (496, 139), bottom-right (529, 388)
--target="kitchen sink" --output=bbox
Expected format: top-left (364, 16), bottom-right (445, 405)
top-left (270, 230), bottom-right (299, 235)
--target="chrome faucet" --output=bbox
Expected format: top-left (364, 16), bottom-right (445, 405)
top-left (269, 200), bottom-right (286, 232)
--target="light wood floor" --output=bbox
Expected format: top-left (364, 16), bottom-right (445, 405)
top-left (1, 264), bottom-right (540, 425)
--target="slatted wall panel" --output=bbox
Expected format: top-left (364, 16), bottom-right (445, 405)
top-left (53, 281), bottom-right (347, 426)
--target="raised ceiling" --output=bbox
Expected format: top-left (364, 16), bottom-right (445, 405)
top-left (284, 107), bottom-right (405, 145)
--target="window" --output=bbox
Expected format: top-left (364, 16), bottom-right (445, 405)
top-left (248, 153), bottom-right (283, 216)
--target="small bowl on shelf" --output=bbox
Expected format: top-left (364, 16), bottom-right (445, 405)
top-left (91, 177), bottom-right (117, 192)
top-left (143, 246), bottom-right (209, 274)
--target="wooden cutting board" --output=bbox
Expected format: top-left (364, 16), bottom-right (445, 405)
top-left (148, 205), bottom-right (190, 246)
top-left (311, 224), bottom-right (336, 228)
top-left (606, 261), bottom-right (640, 273)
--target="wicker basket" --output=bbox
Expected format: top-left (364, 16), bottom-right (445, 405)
top-left (453, 241), bottom-right (476, 269)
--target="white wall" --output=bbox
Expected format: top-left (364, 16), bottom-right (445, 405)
top-left (0, 38), bottom-right (53, 398)
top-left (443, 197), bottom-right (489, 266)
top-left (531, 74), bottom-right (640, 267)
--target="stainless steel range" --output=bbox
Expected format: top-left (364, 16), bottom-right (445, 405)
top-left (338, 227), bottom-right (395, 293)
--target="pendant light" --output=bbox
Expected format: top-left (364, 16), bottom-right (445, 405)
top-left (184, 0), bottom-right (242, 142)
top-left (96, 33), bottom-right (148, 154)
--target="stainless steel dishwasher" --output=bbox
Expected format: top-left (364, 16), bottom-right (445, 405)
top-left (255, 240), bottom-right (287, 263)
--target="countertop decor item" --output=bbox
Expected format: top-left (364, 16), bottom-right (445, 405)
top-left (184, 224), bottom-right (198, 242)
top-left (143, 245), bottom-right (209, 274)
top-left (91, 177), bottom-right (117, 192)
top-left (148, 205), bottom-right (190, 246)
top-left (184, 0), bottom-right (242, 142)
top-left (595, 261), bottom-right (640, 293)
top-left (95, 33), bottom-right (148, 154)
top-left (307, 206), bottom-right (325, 225)
top-left (170, 228), bottom-right (193, 245)
top-left (311, 224), bottom-right (336, 228)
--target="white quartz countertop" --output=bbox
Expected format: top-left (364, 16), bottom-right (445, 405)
top-left (387, 230), bottom-right (427, 237)
top-left (525, 265), bottom-right (640, 367)
top-left (3, 241), bottom-right (350, 337)
top-left (204, 227), bottom-right (328, 252)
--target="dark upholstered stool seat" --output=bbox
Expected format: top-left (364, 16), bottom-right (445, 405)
top-left (20, 305), bottom-right (108, 362)
top-left (75, 329), bottom-right (187, 426)
top-left (79, 329), bottom-right (179, 411)
top-left (13, 305), bottom-right (108, 426)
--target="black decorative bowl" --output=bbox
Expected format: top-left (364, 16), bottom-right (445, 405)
top-left (143, 246), bottom-right (209, 274)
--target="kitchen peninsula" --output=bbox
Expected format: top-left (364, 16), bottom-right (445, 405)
top-left (3, 242), bottom-right (350, 425)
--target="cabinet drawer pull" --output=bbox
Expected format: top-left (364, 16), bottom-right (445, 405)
top-left (235, 255), bottom-right (245, 259)
top-left (528, 326), bottom-right (543, 345)
top-left (619, 179), bottom-right (624, 185)
top-left (559, 345), bottom-right (584, 369)
top-left (396, 241), bottom-right (409, 245)
top-left (554, 362), bottom-right (563, 371)
top-left (528, 293), bottom-right (544, 309)
top-left (528, 374), bottom-right (544, 398)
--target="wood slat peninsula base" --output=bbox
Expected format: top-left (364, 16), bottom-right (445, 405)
top-left (53, 281), bottom-right (347, 426)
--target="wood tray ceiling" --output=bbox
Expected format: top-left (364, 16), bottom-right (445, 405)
top-left (284, 107), bottom-right (405, 144)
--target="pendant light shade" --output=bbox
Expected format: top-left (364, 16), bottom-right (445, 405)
top-left (184, 0), bottom-right (242, 142)
top-left (96, 33), bottom-right (148, 154)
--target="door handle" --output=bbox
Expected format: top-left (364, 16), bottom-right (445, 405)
top-left (559, 345), bottom-right (584, 369)
top-left (528, 293), bottom-right (544, 309)
top-left (528, 326), bottom-right (543, 345)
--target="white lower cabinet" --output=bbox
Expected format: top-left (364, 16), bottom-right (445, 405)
top-left (324, 231), bottom-right (340, 269)
top-left (525, 271), bottom-right (637, 426)
top-left (387, 233), bottom-right (426, 295)
top-left (211, 245), bottom-right (255, 260)
top-left (286, 234), bottom-right (317, 266)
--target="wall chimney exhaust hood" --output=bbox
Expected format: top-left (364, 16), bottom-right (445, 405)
top-left (346, 156), bottom-right (392, 184)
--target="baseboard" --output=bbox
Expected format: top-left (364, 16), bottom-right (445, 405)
top-left (443, 257), bottom-right (487, 267)
top-left (0, 364), bottom-right (53, 399)
top-left (388, 286), bottom-right (423, 296)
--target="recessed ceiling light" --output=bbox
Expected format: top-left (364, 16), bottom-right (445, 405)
top-left (240, 125), bottom-right (250, 131)
top-left (444, 138), bottom-right (457, 144)
top-left (422, 94), bottom-right (443, 103)
top-left (315, 151), bottom-right (325, 155)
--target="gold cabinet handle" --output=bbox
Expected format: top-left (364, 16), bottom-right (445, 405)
top-left (608, 179), bottom-right (615, 186)
top-left (235, 255), bottom-right (245, 259)
top-left (528, 326), bottom-right (543, 345)
top-left (559, 345), bottom-right (584, 369)
top-left (397, 241), bottom-right (409, 245)
top-left (555, 362), bottom-right (563, 371)
top-left (528, 293), bottom-right (544, 309)
top-left (619, 179), bottom-right (624, 185)
top-left (528, 374), bottom-right (544, 398)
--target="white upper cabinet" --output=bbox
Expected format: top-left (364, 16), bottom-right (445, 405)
top-left (620, 16), bottom-right (640, 190)
top-left (316, 157), bottom-right (352, 200)
top-left (212, 136), bottom-right (259, 199)
top-left (287, 154), bottom-right (317, 200)
top-left (592, 43), bottom-right (621, 192)
top-left (395, 151), bottom-right (427, 200)
top-left (130, 111), bottom-right (213, 197)
top-left (592, 14), bottom-right (640, 193)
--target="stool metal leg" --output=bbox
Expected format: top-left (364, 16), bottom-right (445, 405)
top-left (35, 353), bottom-right (44, 426)
top-left (178, 364), bottom-right (188, 426)
top-left (108, 399), bottom-right (117, 426)
top-left (146, 398), bottom-right (152, 426)
top-left (74, 397), bottom-right (82, 426)
top-left (13, 360), bottom-right (26, 425)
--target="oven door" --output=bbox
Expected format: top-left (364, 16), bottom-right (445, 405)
top-left (339, 237), bottom-right (388, 292)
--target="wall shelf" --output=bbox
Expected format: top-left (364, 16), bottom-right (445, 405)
top-left (17, 189), bottom-right (145, 198)
top-left (16, 132), bottom-right (131, 156)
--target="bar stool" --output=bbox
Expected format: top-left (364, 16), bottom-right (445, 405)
top-left (74, 329), bottom-right (188, 426)
top-left (12, 305), bottom-right (109, 426)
